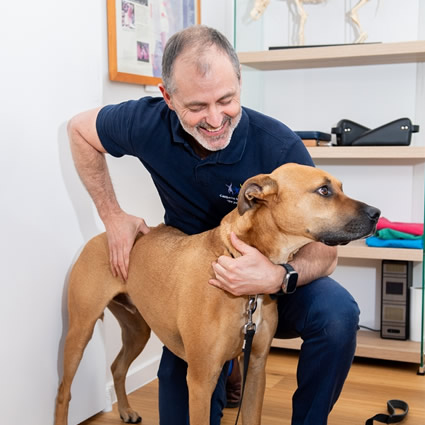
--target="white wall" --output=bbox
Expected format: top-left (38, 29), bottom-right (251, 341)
top-left (0, 1), bottom-right (108, 424)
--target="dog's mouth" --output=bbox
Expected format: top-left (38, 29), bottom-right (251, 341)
top-left (315, 205), bottom-right (381, 246)
top-left (320, 229), bottom-right (375, 246)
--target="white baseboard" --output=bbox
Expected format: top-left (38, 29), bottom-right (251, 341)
top-left (104, 355), bottom-right (162, 410)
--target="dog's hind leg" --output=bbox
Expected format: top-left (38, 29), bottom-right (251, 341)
top-left (107, 294), bottom-right (151, 424)
top-left (55, 297), bottom-right (109, 425)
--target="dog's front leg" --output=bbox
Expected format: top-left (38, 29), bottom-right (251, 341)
top-left (240, 352), bottom-right (268, 425)
top-left (241, 302), bottom-right (278, 425)
top-left (186, 360), bottom-right (224, 425)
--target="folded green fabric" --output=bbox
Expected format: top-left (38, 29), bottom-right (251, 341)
top-left (376, 228), bottom-right (422, 240)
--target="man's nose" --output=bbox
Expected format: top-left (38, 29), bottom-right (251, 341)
top-left (205, 105), bottom-right (223, 128)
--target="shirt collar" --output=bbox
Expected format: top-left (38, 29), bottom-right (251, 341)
top-left (170, 109), bottom-right (248, 165)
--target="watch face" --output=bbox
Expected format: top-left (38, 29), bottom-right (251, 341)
top-left (285, 272), bottom-right (298, 293)
top-left (282, 264), bottom-right (298, 294)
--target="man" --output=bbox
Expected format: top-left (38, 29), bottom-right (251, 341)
top-left (68, 25), bottom-right (360, 425)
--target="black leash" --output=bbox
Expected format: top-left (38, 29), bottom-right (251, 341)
top-left (365, 400), bottom-right (409, 424)
top-left (234, 296), bottom-right (257, 425)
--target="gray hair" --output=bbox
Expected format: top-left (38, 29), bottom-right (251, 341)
top-left (161, 25), bottom-right (241, 94)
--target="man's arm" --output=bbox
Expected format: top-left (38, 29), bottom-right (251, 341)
top-left (68, 108), bottom-right (149, 280)
top-left (288, 241), bottom-right (338, 287)
top-left (209, 232), bottom-right (337, 296)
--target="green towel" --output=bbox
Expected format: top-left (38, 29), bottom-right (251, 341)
top-left (376, 228), bottom-right (422, 240)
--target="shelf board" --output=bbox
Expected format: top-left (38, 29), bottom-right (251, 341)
top-left (271, 330), bottom-right (422, 363)
top-left (337, 240), bottom-right (423, 262)
top-left (307, 146), bottom-right (425, 160)
top-left (238, 40), bottom-right (425, 70)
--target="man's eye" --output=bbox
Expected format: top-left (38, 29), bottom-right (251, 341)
top-left (317, 186), bottom-right (331, 197)
top-left (189, 106), bottom-right (204, 112)
top-left (219, 98), bottom-right (232, 105)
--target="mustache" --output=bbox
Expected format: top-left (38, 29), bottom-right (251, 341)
top-left (197, 115), bottom-right (231, 131)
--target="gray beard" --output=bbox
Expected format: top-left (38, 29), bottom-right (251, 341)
top-left (177, 110), bottom-right (242, 153)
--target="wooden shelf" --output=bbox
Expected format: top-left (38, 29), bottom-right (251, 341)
top-left (271, 330), bottom-right (423, 363)
top-left (307, 146), bottom-right (425, 160)
top-left (337, 240), bottom-right (423, 262)
top-left (238, 40), bottom-right (425, 70)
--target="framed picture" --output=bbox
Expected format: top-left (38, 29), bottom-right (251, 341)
top-left (107, 0), bottom-right (201, 86)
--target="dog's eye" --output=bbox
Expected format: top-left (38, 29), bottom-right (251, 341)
top-left (317, 185), bottom-right (332, 197)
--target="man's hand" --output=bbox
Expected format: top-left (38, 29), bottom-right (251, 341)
top-left (209, 232), bottom-right (283, 296)
top-left (209, 232), bottom-right (338, 296)
top-left (104, 211), bottom-right (150, 281)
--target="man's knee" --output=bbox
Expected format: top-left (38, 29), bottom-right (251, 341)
top-left (157, 346), bottom-right (188, 383)
top-left (306, 277), bottom-right (360, 344)
top-left (276, 276), bottom-right (360, 343)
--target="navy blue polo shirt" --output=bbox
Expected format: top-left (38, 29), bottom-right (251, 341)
top-left (96, 96), bottom-right (313, 235)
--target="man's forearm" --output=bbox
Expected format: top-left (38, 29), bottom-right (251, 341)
top-left (288, 242), bottom-right (338, 286)
top-left (68, 122), bottom-right (121, 221)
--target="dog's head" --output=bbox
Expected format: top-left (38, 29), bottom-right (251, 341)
top-left (236, 163), bottom-right (380, 255)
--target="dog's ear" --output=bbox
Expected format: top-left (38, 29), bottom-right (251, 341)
top-left (238, 175), bottom-right (278, 215)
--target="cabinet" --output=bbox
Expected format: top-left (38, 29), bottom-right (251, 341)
top-left (238, 41), bottom-right (425, 373)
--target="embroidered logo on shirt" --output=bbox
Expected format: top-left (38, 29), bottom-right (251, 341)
top-left (220, 182), bottom-right (242, 205)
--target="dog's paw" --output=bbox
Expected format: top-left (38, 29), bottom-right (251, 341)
top-left (120, 409), bottom-right (142, 423)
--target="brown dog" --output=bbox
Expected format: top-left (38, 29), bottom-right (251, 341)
top-left (54, 163), bottom-right (380, 425)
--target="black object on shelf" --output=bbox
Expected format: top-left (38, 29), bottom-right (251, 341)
top-left (332, 118), bottom-right (420, 146)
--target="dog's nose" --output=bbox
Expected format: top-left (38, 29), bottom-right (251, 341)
top-left (365, 205), bottom-right (381, 222)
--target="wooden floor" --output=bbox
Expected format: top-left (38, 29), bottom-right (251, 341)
top-left (81, 348), bottom-right (425, 425)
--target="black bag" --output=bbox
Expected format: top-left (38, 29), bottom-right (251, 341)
top-left (332, 118), bottom-right (419, 146)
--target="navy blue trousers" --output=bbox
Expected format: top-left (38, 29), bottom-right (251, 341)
top-left (157, 277), bottom-right (360, 425)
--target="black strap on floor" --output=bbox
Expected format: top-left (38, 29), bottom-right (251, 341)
top-left (365, 400), bottom-right (409, 424)
top-left (234, 327), bottom-right (256, 425)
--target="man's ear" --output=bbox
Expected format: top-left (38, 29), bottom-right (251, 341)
top-left (158, 83), bottom-right (174, 110)
top-left (237, 175), bottom-right (278, 215)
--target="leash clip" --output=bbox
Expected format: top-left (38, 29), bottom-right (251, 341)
top-left (244, 295), bottom-right (258, 334)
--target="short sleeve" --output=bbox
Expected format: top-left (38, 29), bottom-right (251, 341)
top-left (96, 100), bottom-right (139, 157)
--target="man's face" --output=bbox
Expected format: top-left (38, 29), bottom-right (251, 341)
top-left (160, 48), bottom-right (242, 153)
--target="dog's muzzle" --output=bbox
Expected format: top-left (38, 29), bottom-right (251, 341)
top-left (316, 204), bottom-right (381, 246)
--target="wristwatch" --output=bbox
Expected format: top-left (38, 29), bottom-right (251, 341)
top-left (275, 263), bottom-right (298, 295)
